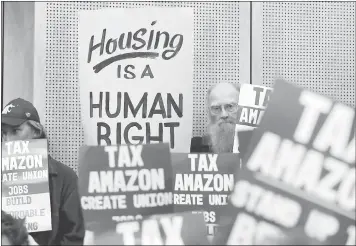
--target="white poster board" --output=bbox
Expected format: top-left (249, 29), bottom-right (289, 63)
top-left (79, 8), bottom-right (194, 152)
top-left (233, 84), bottom-right (273, 153)
top-left (1, 139), bottom-right (52, 233)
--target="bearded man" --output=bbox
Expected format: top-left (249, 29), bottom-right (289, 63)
top-left (190, 82), bottom-right (240, 153)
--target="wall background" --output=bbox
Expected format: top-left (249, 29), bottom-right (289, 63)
top-left (3, 2), bottom-right (34, 106)
top-left (2, 1), bottom-right (355, 172)
top-left (252, 2), bottom-right (355, 107)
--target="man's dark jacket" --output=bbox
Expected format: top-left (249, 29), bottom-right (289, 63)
top-left (30, 156), bottom-right (85, 245)
top-left (190, 131), bottom-right (254, 159)
top-left (190, 135), bottom-right (212, 153)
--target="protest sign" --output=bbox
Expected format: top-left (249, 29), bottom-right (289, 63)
top-left (90, 211), bottom-right (209, 245)
top-left (78, 143), bottom-right (174, 228)
top-left (78, 7), bottom-right (194, 153)
top-left (1, 139), bottom-right (52, 232)
top-left (216, 80), bottom-right (356, 245)
top-left (237, 84), bottom-right (273, 127)
top-left (233, 84), bottom-right (273, 153)
top-left (172, 153), bottom-right (239, 239)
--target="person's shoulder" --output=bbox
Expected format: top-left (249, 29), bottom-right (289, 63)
top-left (49, 156), bottom-right (77, 179)
top-left (190, 134), bottom-right (211, 153)
top-left (191, 135), bottom-right (211, 145)
top-left (191, 136), bottom-right (203, 145)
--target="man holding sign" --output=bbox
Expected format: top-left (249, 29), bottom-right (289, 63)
top-left (2, 98), bottom-right (85, 245)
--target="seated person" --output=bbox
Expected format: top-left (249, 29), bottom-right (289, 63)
top-left (2, 98), bottom-right (85, 245)
top-left (191, 82), bottom-right (240, 153)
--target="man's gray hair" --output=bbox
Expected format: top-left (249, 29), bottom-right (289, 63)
top-left (206, 82), bottom-right (241, 103)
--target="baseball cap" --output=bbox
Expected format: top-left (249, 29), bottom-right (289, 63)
top-left (1, 98), bottom-right (40, 126)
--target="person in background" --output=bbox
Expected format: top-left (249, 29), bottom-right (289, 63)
top-left (190, 82), bottom-right (240, 153)
top-left (2, 98), bottom-right (85, 245)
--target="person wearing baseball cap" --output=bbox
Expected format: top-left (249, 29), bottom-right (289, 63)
top-left (2, 98), bottom-right (85, 246)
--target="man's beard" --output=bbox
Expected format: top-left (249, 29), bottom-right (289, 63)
top-left (208, 119), bottom-right (236, 153)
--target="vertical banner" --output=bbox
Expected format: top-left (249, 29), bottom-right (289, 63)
top-left (233, 84), bottom-right (273, 153)
top-left (79, 8), bottom-right (194, 152)
top-left (172, 153), bottom-right (239, 240)
top-left (91, 212), bottom-right (209, 245)
top-left (78, 143), bottom-right (174, 229)
top-left (216, 80), bottom-right (356, 245)
top-left (1, 139), bottom-right (52, 232)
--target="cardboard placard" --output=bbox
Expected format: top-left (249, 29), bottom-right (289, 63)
top-left (233, 84), bottom-right (273, 153)
top-left (78, 7), bottom-right (194, 152)
top-left (216, 80), bottom-right (356, 245)
top-left (236, 84), bottom-right (273, 127)
top-left (90, 211), bottom-right (209, 245)
top-left (1, 139), bottom-right (52, 232)
top-left (78, 143), bottom-right (174, 228)
top-left (172, 153), bottom-right (239, 239)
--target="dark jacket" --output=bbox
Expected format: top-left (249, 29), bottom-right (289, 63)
top-left (30, 156), bottom-right (85, 245)
top-left (190, 135), bottom-right (212, 153)
top-left (190, 131), bottom-right (253, 160)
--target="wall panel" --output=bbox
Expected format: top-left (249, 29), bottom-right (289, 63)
top-left (252, 2), bottom-right (355, 107)
top-left (3, 2), bottom-right (34, 106)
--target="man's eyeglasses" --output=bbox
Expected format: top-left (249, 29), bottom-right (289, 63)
top-left (210, 103), bottom-right (238, 115)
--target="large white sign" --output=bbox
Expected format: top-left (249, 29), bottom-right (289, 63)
top-left (79, 8), bottom-right (194, 152)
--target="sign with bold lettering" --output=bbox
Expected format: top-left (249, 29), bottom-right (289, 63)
top-left (237, 84), bottom-right (273, 127)
top-left (78, 143), bottom-right (174, 227)
top-left (79, 8), bottom-right (194, 152)
top-left (1, 139), bottom-right (52, 232)
top-left (172, 153), bottom-right (239, 240)
top-left (233, 84), bottom-right (273, 153)
top-left (216, 80), bottom-right (356, 245)
top-left (87, 211), bottom-right (209, 245)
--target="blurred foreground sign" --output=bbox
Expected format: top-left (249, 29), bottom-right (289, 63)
top-left (216, 80), bottom-right (355, 245)
top-left (93, 211), bottom-right (209, 245)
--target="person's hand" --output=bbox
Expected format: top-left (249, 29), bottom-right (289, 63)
top-left (27, 235), bottom-right (39, 246)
